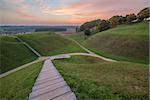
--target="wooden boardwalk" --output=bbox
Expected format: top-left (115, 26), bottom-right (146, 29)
top-left (29, 58), bottom-right (76, 100)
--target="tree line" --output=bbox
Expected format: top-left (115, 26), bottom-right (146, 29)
top-left (77, 7), bottom-right (149, 36)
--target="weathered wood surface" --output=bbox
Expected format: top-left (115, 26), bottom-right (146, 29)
top-left (29, 58), bottom-right (76, 100)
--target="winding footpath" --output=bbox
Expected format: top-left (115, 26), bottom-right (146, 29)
top-left (70, 39), bottom-right (116, 62)
top-left (15, 36), bottom-right (42, 57)
top-left (0, 36), bottom-right (117, 100)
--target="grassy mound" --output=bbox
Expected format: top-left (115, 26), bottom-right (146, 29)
top-left (67, 32), bottom-right (86, 43)
top-left (53, 55), bottom-right (149, 100)
top-left (84, 21), bottom-right (149, 64)
top-left (0, 62), bottom-right (42, 100)
top-left (0, 36), bottom-right (37, 74)
top-left (18, 32), bottom-right (85, 56)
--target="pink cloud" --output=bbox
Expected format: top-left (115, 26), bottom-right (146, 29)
top-left (1, 0), bottom-right (148, 25)
top-left (16, 9), bottom-right (35, 18)
top-left (41, 1), bottom-right (92, 16)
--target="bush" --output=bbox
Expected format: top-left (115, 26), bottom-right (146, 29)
top-left (109, 16), bottom-right (126, 27)
top-left (126, 13), bottom-right (137, 23)
top-left (96, 20), bottom-right (110, 32)
top-left (84, 28), bottom-right (91, 36)
top-left (80, 19), bottom-right (101, 31)
top-left (137, 7), bottom-right (150, 21)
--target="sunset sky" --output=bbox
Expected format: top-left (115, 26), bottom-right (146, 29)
top-left (0, 0), bottom-right (148, 25)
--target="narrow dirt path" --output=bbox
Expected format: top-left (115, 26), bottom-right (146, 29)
top-left (0, 57), bottom-right (48, 78)
top-left (0, 52), bottom-right (117, 78)
top-left (69, 38), bottom-right (117, 62)
top-left (15, 36), bottom-right (41, 57)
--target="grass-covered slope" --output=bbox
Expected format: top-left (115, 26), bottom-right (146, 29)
top-left (67, 32), bottom-right (86, 43)
top-left (0, 62), bottom-right (42, 100)
top-left (0, 36), bottom-right (37, 74)
top-left (18, 32), bottom-right (85, 56)
top-left (53, 55), bottom-right (149, 100)
top-left (84, 21), bottom-right (149, 63)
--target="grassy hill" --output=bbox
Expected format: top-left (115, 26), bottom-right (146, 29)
top-left (67, 32), bottom-right (86, 43)
top-left (53, 55), bottom-right (148, 100)
top-left (0, 62), bottom-right (42, 100)
top-left (0, 36), bottom-right (37, 74)
top-left (82, 21), bottom-right (149, 64)
top-left (18, 32), bottom-right (86, 56)
top-left (67, 21), bottom-right (149, 63)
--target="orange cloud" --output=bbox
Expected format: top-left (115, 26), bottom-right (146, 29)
top-left (1, 0), bottom-right (148, 25)
top-left (42, 2), bottom-right (92, 16)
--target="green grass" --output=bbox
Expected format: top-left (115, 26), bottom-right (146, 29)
top-left (0, 36), bottom-right (37, 74)
top-left (18, 32), bottom-right (86, 56)
top-left (99, 21), bottom-right (149, 37)
top-left (0, 62), bottom-right (43, 100)
top-left (53, 55), bottom-right (149, 100)
top-left (84, 21), bottom-right (149, 64)
top-left (67, 21), bottom-right (149, 64)
top-left (67, 32), bottom-right (86, 43)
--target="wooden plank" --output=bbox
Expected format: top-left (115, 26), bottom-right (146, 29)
top-left (52, 92), bottom-right (76, 100)
top-left (29, 59), bottom-right (77, 100)
top-left (30, 81), bottom-right (67, 98)
top-left (29, 86), bottom-right (71, 100)
top-left (35, 75), bottom-right (62, 85)
top-left (32, 78), bottom-right (64, 91)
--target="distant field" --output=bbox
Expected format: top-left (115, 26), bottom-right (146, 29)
top-left (0, 36), bottom-right (37, 74)
top-left (0, 62), bottom-right (42, 100)
top-left (18, 32), bottom-right (86, 56)
top-left (53, 55), bottom-right (149, 100)
top-left (67, 21), bottom-right (149, 64)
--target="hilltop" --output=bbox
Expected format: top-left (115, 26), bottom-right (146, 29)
top-left (18, 32), bottom-right (85, 56)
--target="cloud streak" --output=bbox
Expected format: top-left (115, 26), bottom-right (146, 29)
top-left (0, 0), bottom-right (148, 25)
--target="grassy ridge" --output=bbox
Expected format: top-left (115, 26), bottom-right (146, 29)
top-left (18, 32), bottom-right (86, 56)
top-left (53, 55), bottom-right (149, 100)
top-left (66, 21), bottom-right (149, 63)
top-left (84, 21), bottom-right (149, 63)
top-left (67, 32), bottom-right (86, 43)
top-left (0, 62), bottom-right (42, 100)
top-left (0, 36), bottom-right (37, 74)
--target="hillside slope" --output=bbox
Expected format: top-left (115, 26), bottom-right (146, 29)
top-left (54, 55), bottom-right (148, 99)
top-left (0, 62), bottom-right (42, 100)
top-left (18, 32), bottom-right (85, 56)
top-left (83, 21), bottom-right (149, 63)
top-left (0, 36), bottom-right (37, 73)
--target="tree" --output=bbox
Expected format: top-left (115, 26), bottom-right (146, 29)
top-left (79, 19), bottom-right (101, 31)
top-left (84, 28), bottom-right (91, 36)
top-left (137, 7), bottom-right (150, 21)
top-left (76, 27), bottom-right (78, 32)
top-left (126, 13), bottom-right (137, 23)
top-left (96, 20), bottom-right (110, 32)
top-left (109, 15), bottom-right (126, 27)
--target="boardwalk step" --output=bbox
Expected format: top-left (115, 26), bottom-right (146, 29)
top-left (29, 58), bottom-right (77, 100)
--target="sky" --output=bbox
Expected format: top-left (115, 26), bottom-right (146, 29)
top-left (0, 0), bottom-right (149, 25)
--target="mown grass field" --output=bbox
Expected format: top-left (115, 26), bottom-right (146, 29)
top-left (67, 21), bottom-right (149, 64)
top-left (0, 62), bottom-right (42, 100)
top-left (0, 36), bottom-right (37, 74)
top-left (18, 32), bottom-right (86, 56)
top-left (53, 55), bottom-right (149, 100)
